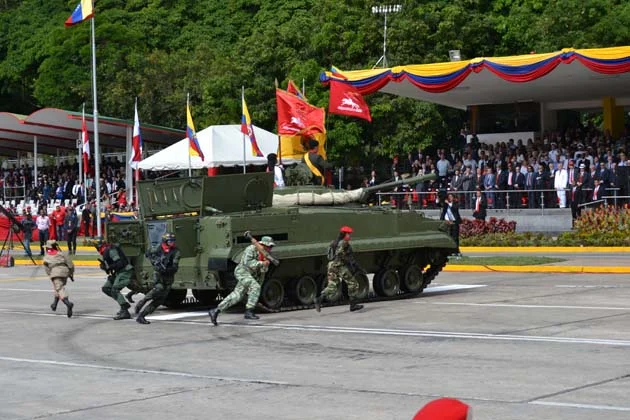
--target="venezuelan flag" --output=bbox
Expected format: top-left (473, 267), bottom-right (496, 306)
top-left (241, 97), bottom-right (264, 157)
top-left (65, 0), bottom-right (94, 27)
top-left (187, 102), bottom-right (205, 161)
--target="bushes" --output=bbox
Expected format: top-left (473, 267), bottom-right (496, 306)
top-left (459, 206), bottom-right (630, 246)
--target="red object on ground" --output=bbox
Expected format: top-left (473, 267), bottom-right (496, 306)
top-left (413, 398), bottom-right (472, 420)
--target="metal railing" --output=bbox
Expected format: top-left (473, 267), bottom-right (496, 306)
top-left (375, 187), bottom-right (623, 215)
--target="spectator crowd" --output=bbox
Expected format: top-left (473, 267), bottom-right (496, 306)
top-left (355, 125), bottom-right (629, 220)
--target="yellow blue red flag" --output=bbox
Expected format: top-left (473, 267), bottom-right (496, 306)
top-left (241, 97), bottom-right (264, 157)
top-left (65, 0), bottom-right (94, 27)
top-left (187, 102), bottom-right (205, 161)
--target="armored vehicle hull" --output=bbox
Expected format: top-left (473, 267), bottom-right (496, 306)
top-left (106, 172), bottom-right (457, 310)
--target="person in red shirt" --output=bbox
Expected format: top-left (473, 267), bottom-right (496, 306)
top-left (116, 187), bottom-right (127, 210)
top-left (51, 205), bottom-right (65, 241)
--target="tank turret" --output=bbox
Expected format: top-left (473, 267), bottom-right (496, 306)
top-left (272, 173), bottom-right (437, 207)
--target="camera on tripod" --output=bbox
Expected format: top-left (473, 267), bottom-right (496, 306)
top-left (0, 205), bottom-right (25, 234)
top-left (0, 204), bottom-right (36, 267)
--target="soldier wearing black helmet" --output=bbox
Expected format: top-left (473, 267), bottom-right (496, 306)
top-left (96, 238), bottom-right (134, 320)
top-left (135, 232), bottom-right (181, 325)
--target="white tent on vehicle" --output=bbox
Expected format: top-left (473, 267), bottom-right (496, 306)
top-left (137, 124), bottom-right (292, 170)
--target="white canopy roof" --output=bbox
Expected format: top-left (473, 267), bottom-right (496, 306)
top-left (138, 124), bottom-right (290, 170)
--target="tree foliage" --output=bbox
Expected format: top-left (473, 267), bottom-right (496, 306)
top-left (1, 0), bottom-right (629, 162)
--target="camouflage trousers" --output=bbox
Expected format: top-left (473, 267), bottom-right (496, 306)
top-left (140, 282), bottom-right (171, 316)
top-left (320, 263), bottom-right (358, 301)
top-left (101, 269), bottom-right (132, 308)
top-left (218, 268), bottom-right (261, 311)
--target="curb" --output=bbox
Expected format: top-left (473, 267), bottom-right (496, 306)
top-left (460, 246), bottom-right (630, 253)
top-left (443, 265), bottom-right (630, 274)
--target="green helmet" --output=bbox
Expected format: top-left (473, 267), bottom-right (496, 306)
top-left (259, 236), bottom-right (275, 247)
top-left (162, 232), bottom-right (176, 243)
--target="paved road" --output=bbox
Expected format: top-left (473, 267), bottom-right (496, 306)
top-left (1, 267), bottom-right (629, 419)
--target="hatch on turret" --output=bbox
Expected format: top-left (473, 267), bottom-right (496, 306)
top-left (137, 172), bottom-right (274, 219)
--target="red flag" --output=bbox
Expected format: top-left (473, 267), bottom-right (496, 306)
top-left (328, 79), bottom-right (372, 122)
top-left (276, 89), bottom-right (325, 136)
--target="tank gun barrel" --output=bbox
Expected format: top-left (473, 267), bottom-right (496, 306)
top-left (359, 172), bottom-right (437, 203)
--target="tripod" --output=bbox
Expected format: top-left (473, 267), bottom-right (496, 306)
top-left (0, 223), bottom-right (37, 266)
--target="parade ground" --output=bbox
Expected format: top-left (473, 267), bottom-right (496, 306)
top-left (1, 265), bottom-right (630, 420)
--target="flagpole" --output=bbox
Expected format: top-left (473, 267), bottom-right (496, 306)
top-left (134, 96), bottom-right (139, 208)
top-left (91, 17), bottom-right (102, 239)
top-left (82, 102), bottom-right (87, 206)
top-left (242, 86), bottom-right (246, 174)
top-left (302, 78), bottom-right (305, 96)
top-left (187, 92), bottom-right (192, 178)
top-left (79, 104), bottom-right (84, 194)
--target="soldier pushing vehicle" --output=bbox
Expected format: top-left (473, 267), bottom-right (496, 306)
top-left (96, 238), bottom-right (134, 320)
top-left (43, 239), bottom-right (75, 318)
top-left (208, 232), bottom-right (277, 325)
top-left (135, 232), bottom-right (181, 325)
top-left (314, 225), bottom-right (364, 313)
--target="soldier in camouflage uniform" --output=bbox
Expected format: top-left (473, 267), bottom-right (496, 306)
top-left (43, 240), bottom-right (75, 318)
top-left (135, 232), bottom-right (181, 325)
top-left (314, 226), bottom-right (364, 312)
top-left (208, 235), bottom-right (275, 325)
top-left (96, 239), bottom-right (134, 320)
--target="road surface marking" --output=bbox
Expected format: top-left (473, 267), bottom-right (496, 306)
top-left (4, 307), bottom-right (630, 347)
top-left (0, 356), bottom-right (288, 385)
top-left (431, 302), bottom-right (630, 311)
top-left (423, 284), bottom-right (487, 293)
top-left (530, 401), bottom-right (630, 412)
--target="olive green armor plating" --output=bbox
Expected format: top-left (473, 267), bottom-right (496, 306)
top-left (105, 172), bottom-right (457, 309)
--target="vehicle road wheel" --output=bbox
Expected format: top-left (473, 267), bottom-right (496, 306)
top-left (192, 289), bottom-right (219, 305)
top-left (290, 275), bottom-right (318, 305)
top-left (373, 269), bottom-right (400, 297)
top-left (163, 289), bottom-right (188, 308)
top-left (400, 265), bottom-right (424, 293)
top-left (353, 271), bottom-right (370, 300)
top-left (261, 278), bottom-right (285, 310)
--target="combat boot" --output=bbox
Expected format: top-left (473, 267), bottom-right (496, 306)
top-left (349, 301), bottom-right (364, 312)
top-left (62, 297), bottom-right (74, 318)
top-left (244, 309), bottom-right (259, 320)
top-left (50, 296), bottom-right (59, 312)
top-left (114, 303), bottom-right (131, 320)
top-left (314, 295), bottom-right (322, 312)
top-left (136, 311), bottom-right (150, 324)
top-left (208, 308), bottom-right (220, 326)
top-left (134, 298), bottom-right (147, 314)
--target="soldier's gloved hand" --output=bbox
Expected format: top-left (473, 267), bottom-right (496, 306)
top-left (99, 261), bottom-right (107, 271)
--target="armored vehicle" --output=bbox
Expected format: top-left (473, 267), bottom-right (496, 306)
top-left (106, 172), bottom-right (457, 310)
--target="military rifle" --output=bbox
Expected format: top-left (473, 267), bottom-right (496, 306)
top-left (244, 231), bottom-right (280, 266)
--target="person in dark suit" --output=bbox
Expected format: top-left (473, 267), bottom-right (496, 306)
top-left (495, 164), bottom-right (508, 209)
top-left (440, 193), bottom-right (462, 255)
top-left (591, 178), bottom-right (607, 203)
top-left (472, 188), bottom-right (487, 221)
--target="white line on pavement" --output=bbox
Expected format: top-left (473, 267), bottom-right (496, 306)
top-left (423, 284), bottom-right (487, 293)
top-left (0, 288), bottom-right (53, 292)
top-left (530, 401), bottom-right (630, 412)
top-left (431, 302), bottom-right (630, 311)
top-left (0, 356), bottom-right (289, 386)
top-left (4, 307), bottom-right (630, 347)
